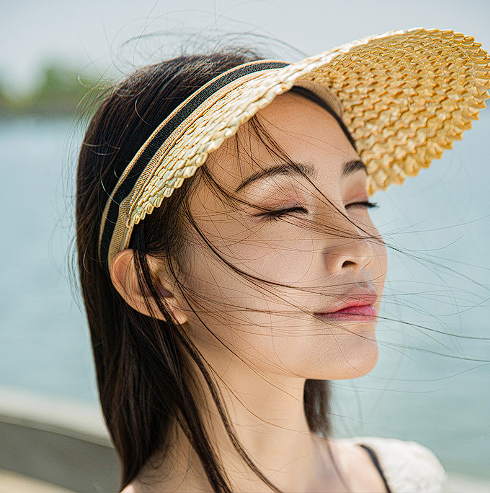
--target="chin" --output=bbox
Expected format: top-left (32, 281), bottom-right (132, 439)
top-left (331, 342), bottom-right (379, 380)
top-left (296, 333), bottom-right (380, 380)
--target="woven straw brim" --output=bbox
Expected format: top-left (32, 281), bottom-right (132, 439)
top-left (99, 28), bottom-right (490, 270)
top-left (302, 28), bottom-right (490, 194)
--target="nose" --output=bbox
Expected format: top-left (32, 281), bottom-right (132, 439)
top-left (322, 222), bottom-right (374, 275)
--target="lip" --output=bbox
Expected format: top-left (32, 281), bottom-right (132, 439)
top-left (314, 285), bottom-right (378, 322)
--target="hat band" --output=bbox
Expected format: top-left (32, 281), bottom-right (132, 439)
top-left (99, 60), bottom-right (288, 270)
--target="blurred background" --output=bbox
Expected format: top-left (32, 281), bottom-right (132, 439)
top-left (1, 0), bottom-right (489, 491)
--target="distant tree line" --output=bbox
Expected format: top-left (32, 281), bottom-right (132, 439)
top-left (0, 64), bottom-right (107, 117)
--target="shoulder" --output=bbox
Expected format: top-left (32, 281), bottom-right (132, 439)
top-left (336, 436), bottom-right (447, 493)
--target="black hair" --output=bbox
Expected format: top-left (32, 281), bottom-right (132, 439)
top-left (76, 50), bottom-right (368, 492)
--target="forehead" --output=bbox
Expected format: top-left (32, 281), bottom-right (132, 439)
top-left (205, 91), bottom-right (359, 188)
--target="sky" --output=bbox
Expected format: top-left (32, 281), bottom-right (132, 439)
top-left (1, 0), bottom-right (490, 93)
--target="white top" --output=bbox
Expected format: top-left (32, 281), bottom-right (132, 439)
top-left (337, 437), bottom-right (447, 493)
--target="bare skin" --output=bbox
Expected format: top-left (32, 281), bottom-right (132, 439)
top-left (114, 92), bottom-right (388, 492)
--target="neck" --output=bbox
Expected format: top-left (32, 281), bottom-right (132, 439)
top-left (143, 349), bottom-right (346, 492)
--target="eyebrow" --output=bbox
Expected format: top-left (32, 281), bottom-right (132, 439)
top-left (342, 159), bottom-right (367, 176)
top-left (235, 159), bottom-right (367, 192)
top-left (235, 162), bottom-right (315, 192)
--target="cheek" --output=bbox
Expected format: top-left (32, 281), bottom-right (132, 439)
top-left (180, 189), bottom-right (307, 335)
top-left (179, 218), bottom-right (319, 361)
top-left (183, 230), bottom-right (309, 315)
top-left (191, 211), bottom-right (321, 284)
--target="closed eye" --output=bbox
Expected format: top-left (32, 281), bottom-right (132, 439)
top-left (255, 206), bottom-right (309, 221)
top-left (346, 201), bottom-right (378, 210)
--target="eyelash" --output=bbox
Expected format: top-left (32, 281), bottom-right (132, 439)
top-left (256, 206), bottom-right (308, 221)
top-left (348, 200), bottom-right (379, 211)
top-left (255, 201), bottom-right (379, 221)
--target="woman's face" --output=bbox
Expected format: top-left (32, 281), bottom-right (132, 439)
top-left (176, 91), bottom-right (387, 380)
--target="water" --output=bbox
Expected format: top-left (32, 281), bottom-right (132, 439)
top-left (1, 115), bottom-right (489, 479)
top-left (0, 117), bottom-right (97, 402)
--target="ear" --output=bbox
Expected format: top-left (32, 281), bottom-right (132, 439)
top-left (110, 249), bottom-right (188, 325)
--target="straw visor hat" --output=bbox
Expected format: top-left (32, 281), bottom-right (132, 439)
top-left (99, 28), bottom-right (490, 271)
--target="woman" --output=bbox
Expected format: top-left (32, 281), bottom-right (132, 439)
top-left (76, 29), bottom-right (490, 492)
